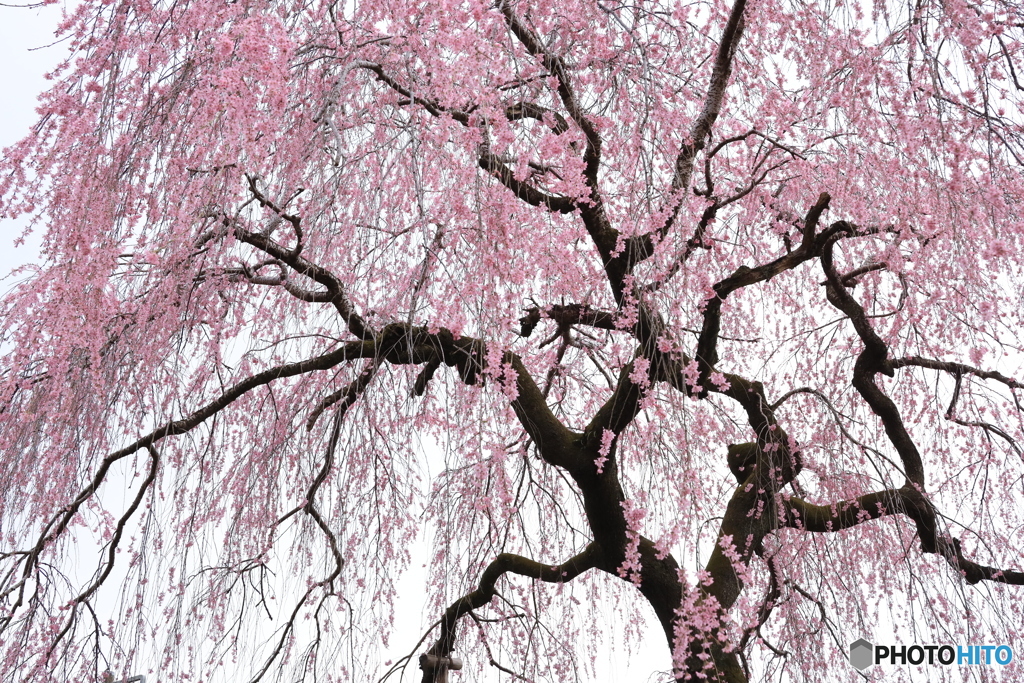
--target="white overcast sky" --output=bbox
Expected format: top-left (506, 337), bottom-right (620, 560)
top-left (0, 3), bottom-right (62, 147)
top-left (1, 1), bottom-right (65, 275)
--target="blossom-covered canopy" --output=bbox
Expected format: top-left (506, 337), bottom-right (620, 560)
top-left (2, 0), bottom-right (1023, 681)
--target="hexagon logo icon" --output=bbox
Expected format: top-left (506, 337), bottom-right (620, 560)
top-left (850, 638), bottom-right (874, 671)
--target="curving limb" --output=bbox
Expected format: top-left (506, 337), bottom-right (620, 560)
top-left (355, 60), bottom-right (577, 215)
top-left (889, 355), bottom-right (1024, 391)
top-left (518, 303), bottom-right (617, 339)
top-left (820, 231), bottom-right (926, 487)
top-left (419, 544), bottom-right (601, 683)
top-left (305, 359), bottom-right (381, 431)
top-left (652, 0), bottom-right (748, 245)
top-left (695, 193), bottom-right (836, 379)
top-left (0, 318), bottom-right (582, 633)
top-left (231, 220), bottom-right (372, 340)
top-left (495, 0), bottom-right (601, 185)
top-left (780, 489), bottom-right (1024, 585)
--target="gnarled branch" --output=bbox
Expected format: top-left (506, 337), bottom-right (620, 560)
top-left (420, 544), bottom-right (601, 682)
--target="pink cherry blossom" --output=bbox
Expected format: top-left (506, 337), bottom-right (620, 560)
top-left (2, 0), bottom-right (1024, 681)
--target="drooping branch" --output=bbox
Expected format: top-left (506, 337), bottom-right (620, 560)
top-left (3, 315), bottom-right (589, 675)
top-left (251, 458), bottom-right (350, 682)
top-left (911, 364), bottom-right (1023, 453)
top-left (5, 340), bottom-right (374, 590)
top-left (70, 445), bottom-right (160, 606)
top-left (889, 355), bottom-right (1024, 391)
top-left (420, 544), bottom-right (601, 682)
top-left (780, 489), bottom-right (1024, 585)
top-left (19, 445), bottom-right (162, 655)
top-left (272, 360), bottom-right (381, 573)
top-left (252, 361), bottom-right (379, 683)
